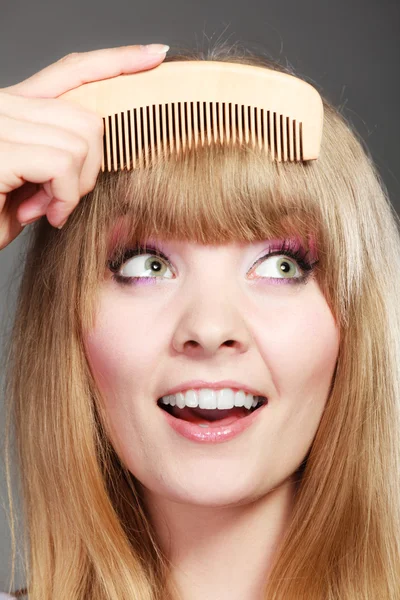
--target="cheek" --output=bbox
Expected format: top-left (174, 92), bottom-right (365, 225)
top-left (255, 291), bottom-right (340, 398)
top-left (83, 296), bottom-right (164, 396)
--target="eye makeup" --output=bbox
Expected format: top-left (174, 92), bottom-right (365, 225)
top-left (107, 238), bottom-right (319, 288)
top-left (249, 238), bottom-right (318, 286)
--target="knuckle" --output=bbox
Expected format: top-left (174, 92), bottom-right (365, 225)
top-left (58, 52), bottom-right (83, 68)
top-left (72, 111), bottom-right (104, 145)
top-left (55, 150), bottom-right (76, 174)
top-left (74, 136), bottom-right (89, 162)
top-left (63, 51), bottom-right (81, 62)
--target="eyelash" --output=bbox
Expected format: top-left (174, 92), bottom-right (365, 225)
top-left (107, 239), bottom-right (319, 287)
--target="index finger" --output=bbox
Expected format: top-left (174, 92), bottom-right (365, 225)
top-left (2, 44), bottom-right (169, 99)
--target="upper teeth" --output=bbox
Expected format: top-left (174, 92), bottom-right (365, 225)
top-left (160, 388), bottom-right (265, 410)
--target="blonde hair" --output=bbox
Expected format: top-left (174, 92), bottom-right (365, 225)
top-left (2, 40), bottom-right (400, 599)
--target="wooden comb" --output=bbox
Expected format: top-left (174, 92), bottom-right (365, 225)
top-left (58, 60), bottom-right (324, 172)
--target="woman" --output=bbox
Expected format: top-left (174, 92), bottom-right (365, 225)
top-left (1, 41), bottom-right (399, 599)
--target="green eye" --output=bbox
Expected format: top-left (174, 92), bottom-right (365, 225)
top-left (119, 253), bottom-right (173, 279)
top-left (253, 255), bottom-right (300, 279)
top-left (108, 240), bottom-right (318, 287)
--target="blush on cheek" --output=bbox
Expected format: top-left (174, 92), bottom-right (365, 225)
top-left (84, 336), bottom-right (113, 396)
top-left (84, 319), bottom-right (133, 395)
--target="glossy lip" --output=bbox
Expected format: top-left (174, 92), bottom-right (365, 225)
top-left (159, 398), bottom-right (269, 444)
top-left (157, 380), bottom-right (268, 400)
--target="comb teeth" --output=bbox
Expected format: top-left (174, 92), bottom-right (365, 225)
top-left (103, 102), bottom-right (304, 172)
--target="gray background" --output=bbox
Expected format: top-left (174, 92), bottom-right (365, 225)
top-left (0, 0), bottom-right (399, 591)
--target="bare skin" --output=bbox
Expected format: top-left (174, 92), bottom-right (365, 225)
top-left (0, 43), bottom-right (169, 250)
top-left (84, 235), bottom-right (340, 600)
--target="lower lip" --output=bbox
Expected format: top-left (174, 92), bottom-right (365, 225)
top-left (158, 401), bottom-right (269, 444)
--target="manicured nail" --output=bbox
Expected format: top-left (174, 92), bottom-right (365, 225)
top-left (140, 44), bottom-right (170, 54)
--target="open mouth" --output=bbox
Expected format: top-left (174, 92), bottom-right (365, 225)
top-left (157, 397), bottom-right (267, 425)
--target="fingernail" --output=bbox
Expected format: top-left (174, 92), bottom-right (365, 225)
top-left (57, 216), bottom-right (68, 229)
top-left (140, 44), bottom-right (170, 54)
top-left (20, 216), bottom-right (40, 226)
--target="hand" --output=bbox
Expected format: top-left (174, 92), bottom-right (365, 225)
top-left (0, 43), bottom-right (169, 250)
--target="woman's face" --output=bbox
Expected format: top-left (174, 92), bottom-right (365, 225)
top-left (84, 233), bottom-right (340, 506)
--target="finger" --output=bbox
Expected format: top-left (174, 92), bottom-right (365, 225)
top-left (0, 209), bottom-right (26, 251)
top-left (0, 186), bottom-right (31, 251)
top-left (0, 141), bottom-right (81, 227)
top-left (6, 182), bottom-right (52, 225)
top-left (8, 181), bottom-right (40, 207)
top-left (2, 44), bottom-right (169, 99)
top-left (17, 188), bottom-right (54, 225)
top-left (0, 112), bottom-right (101, 200)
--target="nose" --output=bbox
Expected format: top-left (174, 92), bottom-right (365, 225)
top-left (171, 287), bottom-right (253, 359)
